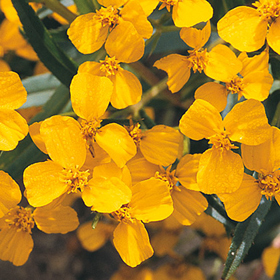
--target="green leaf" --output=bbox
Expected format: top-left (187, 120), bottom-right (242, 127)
top-left (0, 85), bottom-right (70, 179)
top-left (12, 0), bottom-right (78, 87)
top-left (221, 197), bottom-right (272, 280)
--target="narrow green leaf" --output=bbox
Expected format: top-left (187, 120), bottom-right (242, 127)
top-left (221, 197), bottom-right (272, 280)
top-left (12, 0), bottom-right (78, 87)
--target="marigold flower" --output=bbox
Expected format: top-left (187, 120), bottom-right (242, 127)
top-left (67, 0), bottom-right (152, 62)
top-left (217, 0), bottom-right (280, 54)
top-left (195, 49), bottom-right (273, 111)
top-left (139, 0), bottom-right (213, 28)
top-left (179, 99), bottom-right (271, 194)
top-left (0, 71), bottom-right (29, 151)
top-left (0, 171), bottom-right (79, 266)
top-left (154, 21), bottom-right (243, 93)
top-left (219, 127), bottom-right (280, 222)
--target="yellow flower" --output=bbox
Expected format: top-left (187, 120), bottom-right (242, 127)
top-left (67, 0), bottom-right (152, 62)
top-left (124, 123), bottom-right (183, 166)
top-left (77, 57), bottom-right (142, 109)
top-left (0, 171), bottom-right (79, 266)
top-left (195, 49), bottom-right (273, 111)
top-left (70, 72), bottom-right (137, 167)
top-left (127, 153), bottom-right (208, 226)
top-left (219, 127), bottom-right (280, 222)
top-left (217, 0), bottom-right (280, 54)
top-left (0, 71), bottom-right (29, 151)
top-left (139, 0), bottom-right (213, 28)
top-left (179, 99), bottom-right (271, 194)
top-left (154, 21), bottom-right (243, 93)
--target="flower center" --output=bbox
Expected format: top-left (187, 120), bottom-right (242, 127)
top-left (61, 166), bottom-right (90, 193)
top-left (258, 171), bottom-right (280, 199)
top-left (95, 6), bottom-right (120, 29)
top-left (253, 0), bottom-right (280, 23)
top-left (154, 166), bottom-right (179, 192)
top-left (111, 204), bottom-right (132, 222)
top-left (226, 76), bottom-right (244, 98)
top-left (187, 49), bottom-right (209, 73)
top-left (208, 132), bottom-right (237, 151)
top-left (4, 206), bottom-right (34, 234)
top-left (159, 0), bottom-right (179, 12)
top-left (99, 56), bottom-right (121, 77)
top-left (124, 122), bottom-right (142, 147)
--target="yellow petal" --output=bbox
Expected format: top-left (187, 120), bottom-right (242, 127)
top-left (0, 109), bottom-right (28, 151)
top-left (242, 71), bottom-right (273, 101)
top-left (97, 0), bottom-right (127, 6)
top-left (24, 161), bottom-right (68, 207)
top-left (67, 13), bottom-right (107, 54)
top-left (78, 61), bottom-right (103, 75)
top-left (205, 44), bottom-right (242, 82)
top-left (0, 227), bottom-right (33, 266)
top-left (121, 0), bottom-right (153, 38)
top-left (77, 221), bottom-right (114, 252)
top-left (195, 82), bottom-right (228, 112)
top-left (241, 127), bottom-right (280, 172)
top-left (267, 17), bottom-right (280, 55)
top-left (140, 125), bottom-right (183, 166)
top-left (130, 178), bottom-right (173, 222)
top-left (113, 220), bottom-right (153, 267)
top-left (83, 177), bottom-right (132, 212)
top-left (70, 72), bottom-right (113, 119)
top-left (224, 99), bottom-right (271, 145)
top-left (176, 153), bottom-right (201, 191)
top-left (180, 20), bottom-right (211, 49)
top-left (138, 0), bottom-right (159, 16)
top-left (197, 149), bottom-right (244, 194)
top-left (0, 170), bottom-right (21, 218)
top-left (96, 123), bottom-right (136, 168)
top-left (179, 99), bottom-right (223, 140)
top-left (154, 54), bottom-right (191, 93)
top-left (105, 21), bottom-right (144, 63)
top-left (172, 0), bottom-right (213, 28)
top-left (40, 115), bottom-right (86, 169)
top-left (29, 122), bottom-right (48, 154)
top-left (262, 247), bottom-right (280, 278)
top-left (33, 204), bottom-right (79, 234)
top-left (0, 60), bottom-right (11, 72)
top-left (217, 6), bottom-right (267, 52)
top-left (219, 174), bottom-right (262, 222)
top-left (110, 69), bottom-right (142, 109)
top-left (0, 71), bottom-right (27, 109)
top-left (172, 188), bottom-right (208, 225)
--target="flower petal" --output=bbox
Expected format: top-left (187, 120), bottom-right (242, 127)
top-left (267, 17), bottom-right (280, 55)
top-left (29, 122), bottom-right (48, 154)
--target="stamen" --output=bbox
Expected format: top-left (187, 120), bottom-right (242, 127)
top-left (226, 76), bottom-right (244, 99)
top-left (111, 204), bottom-right (133, 222)
top-left (159, 0), bottom-right (179, 12)
top-left (124, 122), bottom-right (142, 147)
top-left (154, 166), bottom-right (179, 192)
top-left (253, 0), bottom-right (280, 23)
top-left (258, 171), bottom-right (280, 199)
top-left (95, 6), bottom-right (120, 29)
top-left (99, 56), bottom-right (121, 77)
top-left (208, 132), bottom-right (237, 151)
top-left (187, 49), bottom-right (209, 73)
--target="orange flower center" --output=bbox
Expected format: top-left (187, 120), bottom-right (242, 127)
top-left (208, 132), bottom-right (237, 151)
top-left (95, 6), bottom-right (120, 29)
top-left (99, 56), bottom-right (121, 77)
top-left (225, 76), bottom-right (244, 99)
top-left (111, 204), bottom-right (132, 222)
top-left (61, 166), bottom-right (89, 193)
top-left (187, 48), bottom-right (209, 73)
top-left (258, 171), bottom-right (280, 199)
top-left (124, 122), bottom-right (142, 147)
top-left (4, 206), bottom-right (34, 234)
top-left (159, 0), bottom-right (181, 11)
top-left (154, 166), bottom-right (179, 192)
top-left (253, 0), bottom-right (280, 23)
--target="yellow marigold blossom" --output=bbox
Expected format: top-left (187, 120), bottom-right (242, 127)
top-left (77, 57), bottom-right (142, 109)
top-left (154, 21), bottom-right (243, 93)
top-left (124, 123), bottom-right (183, 166)
top-left (139, 0), bottom-right (213, 28)
top-left (219, 127), bottom-right (280, 222)
top-left (195, 49), bottom-right (273, 111)
top-left (179, 99), bottom-right (271, 194)
top-left (67, 0), bottom-right (152, 62)
top-left (70, 72), bottom-right (137, 167)
top-left (217, 0), bottom-right (280, 54)
top-left (0, 171), bottom-right (79, 266)
top-left (0, 71), bottom-right (29, 151)
top-left (127, 153), bottom-right (208, 225)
